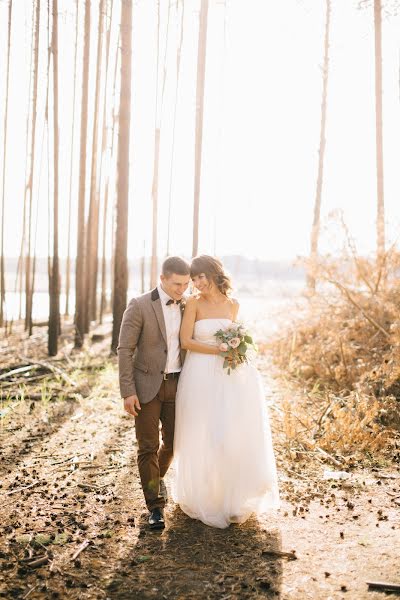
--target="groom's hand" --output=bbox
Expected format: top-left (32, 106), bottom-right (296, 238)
top-left (124, 394), bottom-right (141, 417)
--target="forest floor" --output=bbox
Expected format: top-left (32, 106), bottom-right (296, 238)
top-left (0, 321), bottom-right (399, 600)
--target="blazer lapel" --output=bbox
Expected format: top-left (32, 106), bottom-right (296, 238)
top-left (151, 287), bottom-right (168, 345)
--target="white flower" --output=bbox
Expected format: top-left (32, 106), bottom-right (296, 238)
top-left (228, 337), bottom-right (240, 349)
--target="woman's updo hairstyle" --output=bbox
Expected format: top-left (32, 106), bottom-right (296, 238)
top-left (190, 255), bottom-right (233, 297)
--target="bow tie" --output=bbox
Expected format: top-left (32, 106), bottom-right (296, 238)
top-left (166, 298), bottom-right (182, 306)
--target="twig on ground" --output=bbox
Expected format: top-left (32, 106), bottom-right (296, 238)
top-left (3, 480), bottom-right (43, 496)
top-left (316, 447), bottom-right (343, 467)
top-left (367, 581), bottom-right (400, 593)
top-left (23, 585), bottom-right (38, 599)
top-left (25, 555), bottom-right (49, 569)
top-left (262, 549), bottom-right (297, 561)
top-left (71, 539), bottom-right (91, 561)
top-left (0, 365), bottom-right (39, 381)
top-left (285, 469), bottom-right (310, 480)
top-left (18, 355), bottom-right (78, 387)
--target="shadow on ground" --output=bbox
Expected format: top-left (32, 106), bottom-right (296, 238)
top-left (106, 505), bottom-right (282, 599)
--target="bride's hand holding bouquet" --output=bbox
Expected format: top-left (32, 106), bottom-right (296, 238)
top-left (215, 323), bottom-right (257, 374)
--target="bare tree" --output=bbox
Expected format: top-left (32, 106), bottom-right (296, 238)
top-left (374, 0), bottom-right (385, 270)
top-left (85, 0), bottom-right (105, 329)
top-left (150, 1), bottom-right (174, 272)
top-left (307, 0), bottom-right (331, 292)
top-left (167, 0), bottom-right (185, 255)
top-left (111, 0), bottom-right (133, 353)
top-left (0, 0), bottom-right (12, 327)
top-left (192, 0), bottom-right (209, 258)
top-left (75, 0), bottom-right (91, 348)
top-left (100, 0), bottom-right (115, 324)
top-left (25, 0), bottom-right (41, 332)
top-left (48, 0), bottom-right (60, 356)
top-left (65, 0), bottom-right (79, 317)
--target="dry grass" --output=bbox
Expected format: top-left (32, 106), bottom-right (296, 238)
top-left (270, 238), bottom-right (400, 464)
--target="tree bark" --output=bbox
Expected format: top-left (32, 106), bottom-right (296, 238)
top-left (99, 0), bottom-right (114, 324)
top-left (65, 0), bottom-right (79, 317)
top-left (25, 0), bottom-right (41, 332)
top-left (307, 0), bottom-right (331, 292)
top-left (74, 0), bottom-right (91, 348)
top-left (85, 0), bottom-right (105, 329)
top-left (111, 0), bottom-right (133, 353)
top-left (48, 0), bottom-right (60, 356)
top-left (167, 0), bottom-right (185, 256)
top-left (0, 0), bottom-right (13, 327)
top-left (374, 0), bottom-right (385, 268)
top-left (192, 0), bottom-right (209, 258)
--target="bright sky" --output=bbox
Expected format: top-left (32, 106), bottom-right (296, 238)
top-left (1, 0), bottom-right (400, 262)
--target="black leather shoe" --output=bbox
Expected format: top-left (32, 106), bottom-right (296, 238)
top-left (149, 508), bottom-right (165, 530)
top-left (159, 479), bottom-right (168, 503)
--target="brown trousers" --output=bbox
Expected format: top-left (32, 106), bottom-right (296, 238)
top-left (134, 377), bottom-right (178, 511)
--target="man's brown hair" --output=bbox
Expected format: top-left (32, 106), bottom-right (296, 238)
top-left (161, 256), bottom-right (190, 277)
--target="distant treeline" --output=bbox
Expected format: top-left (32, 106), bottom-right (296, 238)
top-left (4, 255), bottom-right (306, 293)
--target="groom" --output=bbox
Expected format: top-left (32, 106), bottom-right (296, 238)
top-left (117, 256), bottom-right (191, 529)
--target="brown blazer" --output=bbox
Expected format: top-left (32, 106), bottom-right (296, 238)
top-left (117, 287), bottom-right (185, 404)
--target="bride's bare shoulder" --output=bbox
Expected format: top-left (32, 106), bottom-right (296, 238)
top-left (185, 294), bottom-right (200, 307)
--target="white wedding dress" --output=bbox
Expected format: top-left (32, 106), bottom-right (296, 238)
top-left (172, 318), bottom-right (279, 529)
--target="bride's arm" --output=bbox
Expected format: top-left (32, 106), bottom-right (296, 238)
top-left (180, 297), bottom-right (220, 355)
top-left (232, 298), bottom-right (240, 322)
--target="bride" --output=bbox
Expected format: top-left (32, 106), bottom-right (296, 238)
top-left (172, 255), bottom-right (279, 529)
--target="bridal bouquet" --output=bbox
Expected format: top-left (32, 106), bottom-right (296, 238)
top-left (215, 323), bottom-right (257, 374)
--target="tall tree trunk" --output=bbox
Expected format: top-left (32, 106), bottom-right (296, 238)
top-left (374, 0), bottom-right (385, 273)
top-left (99, 0), bottom-right (114, 325)
top-left (48, 0), bottom-right (60, 356)
top-left (75, 0), bottom-right (91, 348)
top-left (85, 0), bottom-right (105, 329)
top-left (111, 0), bottom-right (133, 353)
top-left (150, 2), bottom-right (172, 284)
top-left (25, 0), bottom-right (41, 333)
top-left (192, 0), bottom-right (209, 258)
top-left (167, 0), bottom-right (185, 255)
top-left (150, 126), bottom-right (160, 287)
top-left (109, 42), bottom-right (120, 319)
top-left (150, 2), bottom-right (161, 289)
top-left (0, 0), bottom-right (12, 327)
top-left (307, 0), bottom-right (331, 292)
top-left (65, 0), bottom-right (79, 317)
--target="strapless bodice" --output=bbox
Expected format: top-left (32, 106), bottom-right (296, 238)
top-left (194, 318), bottom-right (232, 345)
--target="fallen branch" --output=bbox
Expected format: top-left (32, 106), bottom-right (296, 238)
top-left (316, 447), bottom-right (343, 467)
top-left (262, 549), bottom-right (297, 561)
top-left (367, 581), bottom-right (400, 593)
top-left (327, 280), bottom-right (390, 338)
top-left (71, 539), bottom-right (91, 561)
top-left (3, 480), bottom-right (43, 496)
top-left (0, 365), bottom-right (40, 381)
top-left (18, 355), bottom-right (78, 387)
top-left (23, 584), bottom-right (38, 599)
top-left (286, 469), bottom-right (310, 481)
top-left (25, 555), bottom-right (49, 569)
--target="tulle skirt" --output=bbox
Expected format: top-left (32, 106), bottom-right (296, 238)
top-left (172, 350), bottom-right (280, 529)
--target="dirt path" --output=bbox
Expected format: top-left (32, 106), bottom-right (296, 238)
top-left (0, 354), bottom-right (399, 600)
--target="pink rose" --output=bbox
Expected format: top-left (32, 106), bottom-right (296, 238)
top-left (219, 342), bottom-right (228, 352)
top-left (228, 337), bottom-right (240, 349)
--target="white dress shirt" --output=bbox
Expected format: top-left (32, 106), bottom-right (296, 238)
top-left (157, 284), bottom-right (182, 373)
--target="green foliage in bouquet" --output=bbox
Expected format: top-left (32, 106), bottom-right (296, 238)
top-left (215, 323), bottom-right (258, 374)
